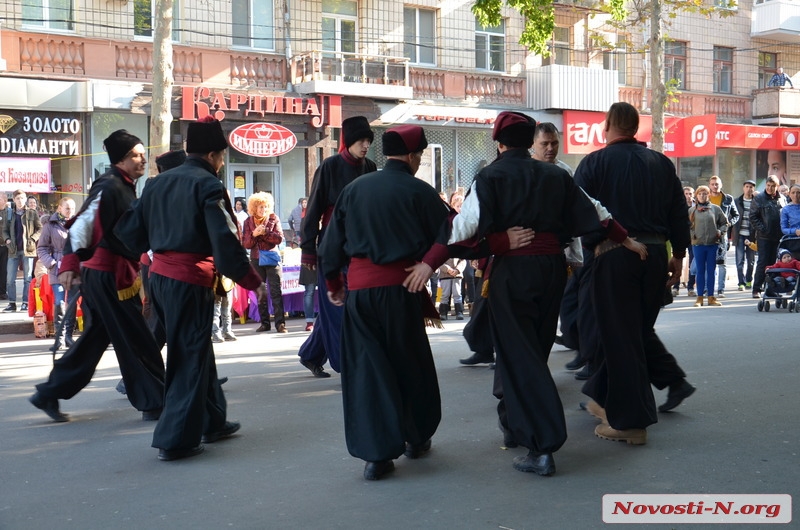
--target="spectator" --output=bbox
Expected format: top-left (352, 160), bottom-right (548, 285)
top-left (242, 192), bottom-right (287, 333)
top-left (768, 67), bottom-right (793, 88)
top-left (732, 180), bottom-right (757, 291)
top-left (707, 176), bottom-right (739, 297)
top-left (288, 197), bottom-right (307, 248)
top-left (781, 184), bottom-right (800, 236)
top-left (3, 189), bottom-right (42, 313)
top-left (0, 194), bottom-right (9, 300)
top-left (751, 175), bottom-right (787, 298)
top-left (37, 197), bottom-right (78, 351)
top-left (689, 186), bottom-right (729, 307)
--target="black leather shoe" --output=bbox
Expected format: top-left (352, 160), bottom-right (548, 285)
top-left (574, 364), bottom-right (592, 381)
top-left (3, 303), bottom-right (16, 313)
top-left (658, 380), bottom-right (696, 412)
top-left (459, 352), bottom-right (495, 365)
top-left (218, 376), bottom-right (229, 385)
top-left (158, 445), bottom-right (205, 461)
top-left (513, 451), bottom-right (556, 476)
top-left (64, 335), bottom-right (75, 348)
top-left (404, 438), bottom-right (432, 459)
top-left (142, 408), bottom-right (162, 421)
top-left (301, 360), bottom-right (331, 378)
top-left (256, 322), bottom-right (270, 332)
top-left (363, 460), bottom-right (395, 480)
top-left (499, 419), bottom-right (518, 448)
top-left (29, 392), bottom-right (69, 422)
top-left (565, 353), bottom-right (584, 371)
top-left (553, 335), bottom-right (565, 346)
top-left (202, 421), bottom-right (241, 443)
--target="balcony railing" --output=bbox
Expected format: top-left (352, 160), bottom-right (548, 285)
top-left (409, 67), bottom-right (526, 106)
top-left (618, 88), bottom-right (750, 120)
top-left (752, 87), bottom-right (800, 125)
top-left (292, 51), bottom-right (412, 100)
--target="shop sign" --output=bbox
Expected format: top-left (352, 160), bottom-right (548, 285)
top-left (0, 157), bottom-right (52, 193)
top-left (0, 112), bottom-right (81, 157)
top-left (181, 87), bottom-right (342, 128)
top-left (563, 111), bottom-right (716, 157)
top-left (229, 123), bottom-right (297, 157)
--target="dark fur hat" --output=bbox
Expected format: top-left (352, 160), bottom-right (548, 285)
top-left (186, 116), bottom-right (228, 154)
top-left (104, 129), bottom-right (143, 165)
top-left (155, 149), bottom-right (187, 173)
top-left (342, 116), bottom-right (374, 148)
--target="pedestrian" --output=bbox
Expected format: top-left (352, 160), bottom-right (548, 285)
top-left (287, 197), bottom-right (307, 248)
top-left (319, 125), bottom-right (448, 480)
top-left (29, 130), bottom-right (165, 423)
top-left (574, 102), bottom-right (696, 446)
top-left (751, 175), bottom-right (786, 298)
top-left (689, 185), bottom-right (729, 307)
top-left (242, 191), bottom-right (287, 333)
top-left (732, 180), bottom-right (757, 291)
top-left (36, 197), bottom-right (78, 351)
top-left (707, 175), bottom-right (739, 298)
top-left (298, 116), bottom-right (377, 377)
top-left (114, 116), bottom-right (266, 461)
top-left (3, 189), bottom-right (42, 313)
top-left (0, 193), bottom-right (11, 301)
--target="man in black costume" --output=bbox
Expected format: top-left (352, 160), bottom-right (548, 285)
top-left (320, 125), bottom-right (448, 481)
top-left (30, 130), bottom-right (165, 423)
top-left (115, 117), bottom-right (265, 461)
top-left (575, 102), bottom-right (696, 445)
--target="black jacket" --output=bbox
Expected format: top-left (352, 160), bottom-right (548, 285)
top-left (750, 191), bottom-right (785, 241)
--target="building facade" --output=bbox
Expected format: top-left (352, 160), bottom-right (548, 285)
top-left (1, 0), bottom-right (799, 218)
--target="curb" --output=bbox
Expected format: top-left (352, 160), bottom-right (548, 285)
top-left (0, 321), bottom-right (36, 335)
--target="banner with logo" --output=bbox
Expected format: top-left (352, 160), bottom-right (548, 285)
top-left (0, 157), bottom-right (52, 193)
top-left (228, 123), bottom-right (297, 157)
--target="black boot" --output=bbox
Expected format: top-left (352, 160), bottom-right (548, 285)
top-left (438, 303), bottom-right (449, 321)
top-left (454, 303), bottom-right (464, 320)
top-left (50, 304), bottom-right (65, 353)
top-left (63, 312), bottom-right (76, 348)
top-left (256, 299), bottom-right (271, 332)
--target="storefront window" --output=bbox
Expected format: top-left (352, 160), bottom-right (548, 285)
top-left (90, 113), bottom-right (148, 200)
top-left (678, 156), bottom-right (714, 189)
top-left (716, 148), bottom-right (752, 193)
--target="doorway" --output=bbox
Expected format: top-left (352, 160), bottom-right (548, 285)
top-left (228, 164), bottom-right (281, 214)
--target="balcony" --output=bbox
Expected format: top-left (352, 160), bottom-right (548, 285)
top-left (618, 87), bottom-right (751, 121)
top-left (527, 65), bottom-right (618, 112)
top-left (409, 68), bottom-right (526, 106)
top-left (292, 51), bottom-right (413, 100)
top-left (751, 0), bottom-right (800, 42)
top-left (752, 87), bottom-right (800, 125)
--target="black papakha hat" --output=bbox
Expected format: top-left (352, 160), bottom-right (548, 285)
top-left (342, 116), bottom-right (374, 148)
top-left (186, 116), bottom-right (229, 154)
top-left (155, 149), bottom-right (187, 173)
top-left (104, 129), bottom-right (143, 165)
top-left (382, 125), bottom-right (428, 155)
top-left (493, 111), bottom-right (536, 149)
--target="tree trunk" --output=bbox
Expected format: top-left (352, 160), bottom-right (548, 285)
top-left (150, 0), bottom-right (175, 176)
top-left (649, 0), bottom-right (665, 153)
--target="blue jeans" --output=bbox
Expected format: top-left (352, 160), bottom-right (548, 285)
top-left (303, 283), bottom-right (316, 323)
top-left (6, 251), bottom-right (33, 304)
top-left (735, 235), bottom-right (755, 286)
top-left (693, 245), bottom-right (717, 297)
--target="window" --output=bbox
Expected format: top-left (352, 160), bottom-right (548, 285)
top-left (232, 0), bottom-right (274, 50)
top-left (134, 0), bottom-right (181, 41)
top-left (713, 0), bottom-right (737, 10)
top-left (404, 8), bottom-right (436, 65)
top-left (21, 0), bottom-right (74, 31)
top-left (759, 52), bottom-right (777, 89)
top-left (664, 41), bottom-right (687, 90)
top-left (475, 19), bottom-right (505, 72)
top-left (713, 46), bottom-right (733, 94)
top-left (603, 42), bottom-right (627, 85)
top-left (552, 27), bottom-right (570, 65)
top-left (322, 0), bottom-right (357, 55)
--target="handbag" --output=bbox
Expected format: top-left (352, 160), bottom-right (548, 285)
top-left (258, 249), bottom-right (281, 267)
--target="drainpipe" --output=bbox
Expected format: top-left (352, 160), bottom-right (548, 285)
top-left (284, 0), bottom-right (293, 92)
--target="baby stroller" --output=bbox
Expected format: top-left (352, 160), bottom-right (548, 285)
top-left (757, 236), bottom-right (800, 312)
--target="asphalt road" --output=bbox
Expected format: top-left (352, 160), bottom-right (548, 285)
top-left (1, 289), bottom-right (797, 529)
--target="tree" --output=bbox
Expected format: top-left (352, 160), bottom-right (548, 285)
top-left (150, 0), bottom-right (175, 176)
top-left (472, 0), bottom-right (735, 152)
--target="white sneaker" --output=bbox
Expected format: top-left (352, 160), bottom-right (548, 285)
top-left (212, 333), bottom-right (224, 343)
